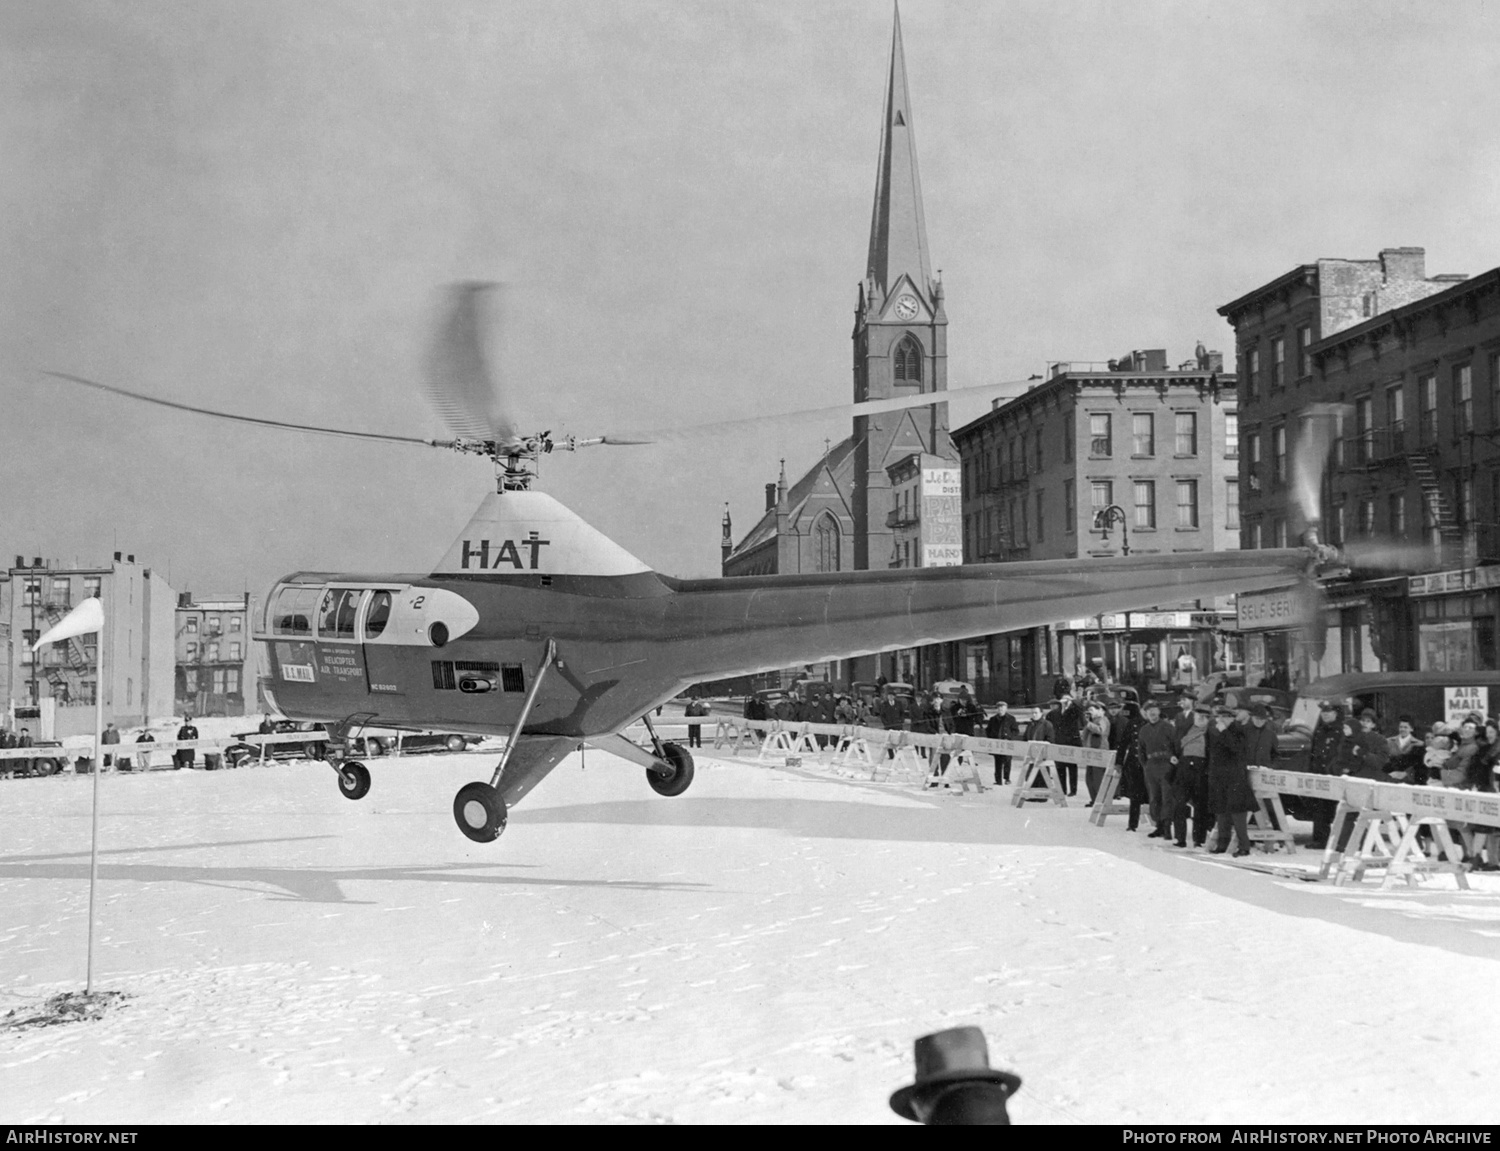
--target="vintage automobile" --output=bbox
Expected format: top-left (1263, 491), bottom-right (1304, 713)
top-left (1, 740), bottom-right (68, 777)
top-left (1299, 670), bottom-right (1500, 732)
top-left (345, 729), bottom-right (483, 757)
top-left (225, 720), bottom-right (331, 767)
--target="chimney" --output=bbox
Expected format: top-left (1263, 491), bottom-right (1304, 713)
top-left (765, 483), bottom-right (777, 512)
top-left (113, 551), bottom-right (122, 562)
top-left (720, 504), bottom-right (733, 567)
top-left (31, 557), bottom-right (41, 568)
top-left (1379, 247), bottom-right (1426, 283)
top-left (14, 555), bottom-right (22, 569)
top-left (127, 554), bottom-right (135, 563)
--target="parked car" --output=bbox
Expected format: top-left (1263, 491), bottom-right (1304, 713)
top-left (1, 740), bottom-right (67, 778)
top-left (1300, 670), bottom-right (1500, 733)
top-left (346, 730), bottom-right (483, 757)
top-left (225, 721), bottom-right (330, 767)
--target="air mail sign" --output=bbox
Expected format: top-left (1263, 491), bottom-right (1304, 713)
top-left (1237, 588), bottom-right (1297, 630)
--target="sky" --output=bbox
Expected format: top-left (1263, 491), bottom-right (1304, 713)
top-left (3, 0), bottom-right (1500, 598)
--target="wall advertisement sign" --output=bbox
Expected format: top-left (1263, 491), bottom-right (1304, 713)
top-left (919, 465), bottom-right (962, 568)
top-left (1445, 685), bottom-right (1488, 725)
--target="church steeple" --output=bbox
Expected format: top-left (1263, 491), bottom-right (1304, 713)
top-left (866, 3), bottom-right (933, 307)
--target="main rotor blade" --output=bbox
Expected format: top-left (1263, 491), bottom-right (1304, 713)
top-left (425, 282), bottom-right (516, 444)
top-left (42, 371), bottom-right (446, 449)
top-left (602, 378), bottom-right (1035, 445)
top-left (1289, 402), bottom-right (1350, 531)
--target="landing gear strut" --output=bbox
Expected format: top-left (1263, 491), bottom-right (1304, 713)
top-left (452, 638), bottom-right (556, 842)
top-left (641, 712), bottom-right (694, 796)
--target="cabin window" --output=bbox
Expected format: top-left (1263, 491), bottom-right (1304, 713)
top-left (365, 591), bottom-right (392, 638)
top-left (319, 589), bottom-right (363, 639)
top-left (271, 586), bottom-right (320, 636)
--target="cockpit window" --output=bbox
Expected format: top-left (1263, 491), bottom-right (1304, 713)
top-left (272, 586), bottom-right (320, 636)
top-left (365, 591), bottom-right (392, 638)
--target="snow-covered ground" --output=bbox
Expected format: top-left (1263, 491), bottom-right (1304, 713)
top-left (3, 743), bottom-right (1499, 1125)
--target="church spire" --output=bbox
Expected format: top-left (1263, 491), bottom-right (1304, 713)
top-left (866, 3), bottom-right (933, 305)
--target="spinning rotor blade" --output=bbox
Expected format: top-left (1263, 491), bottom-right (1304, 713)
top-left (41, 371), bottom-right (445, 449)
top-left (1339, 538), bottom-right (1437, 572)
top-left (598, 378), bottom-right (1034, 446)
top-left (1290, 402), bottom-right (1351, 534)
top-left (425, 282), bottom-right (517, 446)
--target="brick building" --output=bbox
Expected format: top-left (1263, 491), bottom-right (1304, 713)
top-left (175, 592), bottom-right (262, 716)
top-left (4, 553), bottom-right (176, 736)
top-left (949, 349), bottom-right (1239, 703)
top-left (1220, 251), bottom-right (1500, 683)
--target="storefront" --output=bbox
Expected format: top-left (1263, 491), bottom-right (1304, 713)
top-left (1058, 611), bottom-right (1231, 695)
top-left (1235, 585), bottom-right (1319, 690)
top-left (1408, 567), bottom-right (1500, 672)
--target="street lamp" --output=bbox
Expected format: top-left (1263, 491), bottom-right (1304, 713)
top-left (1092, 503), bottom-right (1131, 556)
top-left (1091, 505), bottom-right (1130, 683)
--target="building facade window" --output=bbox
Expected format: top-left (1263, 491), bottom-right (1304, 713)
top-left (22, 578), bottom-right (40, 606)
top-left (50, 578), bottom-right (71, 606)
top-left (1245, 518), bottom-right (1262, 550)
top-left (1490, 351), bottom-right (1500, 428)
top-left (1063, 412), bottom-right (1074, 462)
top-left (1419, 373), bottom-right (1437, 444)
top-left (83, 576), bottom-right (102, 600)
top-left (1224, 410), bottom-right (1239, 458)
top-left (1132, 413), bottom-right (1155, 456)
top-left (1245, 430), bottom-right (1261, 492)
top-left (230, 615), bottom-right (243, 632)
top-left (1389, 491), bottom-right (1406, 536)
top-left (813, 515), bottom-right (841, 573)
top-left (1297, 325), bottom-right (1312, 379)
top-left (1089, 414), bottom-right (1112, 456)
top-left (1359, 497), bottom-right (1375, 538)
top-left (1090, 481), bottom-right (1113, 523)
top-left (185, 642), bottom-right (197, 660)
top-left (185, 617), bottom-right (198, 634)
top-left (894, 335), bottom-right (923, 384)
top-left (1271, 336), bottom-right (1285, 389)
top-left (1034, 490), bottom-right (1045, 542)
top-left (1273, 519), bottom-right (1287, 548)
top-left (1225, 479), bottom-right (1240, 530)
top-left (1272, 424), bottom-right (1287, 487)
top-left (229, 642), bottom-right (242, 661)
top-left (1174, 412), bottom-right (1197, 456)
top-left (1354, 396), bottom-right (1373, 464)
top-left (1245, 346), bottom-right (1260, 398)
top-left (1386, 384), bottom-right (1405, 453)
top-left (1454, 363), bottom-right (1473, 436)
top-left (1064, 480), bottom-right (1076, 532)
top-left (1175, 480), bottom-right (1199, 528)
top-left (21, 628), bottom-right (38, 664)
top-left (1033, 431), bottom-right (1043, 473)
top-left (1134, 480), bottom-right (1156, 529)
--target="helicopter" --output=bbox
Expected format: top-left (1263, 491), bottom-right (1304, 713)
top-left (45, 284), bottom-right (1337, 845)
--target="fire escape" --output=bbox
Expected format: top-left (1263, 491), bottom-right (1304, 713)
top-left (1351, 420), bottom-right (1464, 564)
top-left (40, 599), bottom-right (91, 701)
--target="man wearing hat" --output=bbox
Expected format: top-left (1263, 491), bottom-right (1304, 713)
top-left (1341, 709), bottom-right (1390, 780)
top-left (1136, 699), bottom-right (1182, 839)
top-left (890, 1026), bottom-right (1022, 1125)
top-left (1306, 701), bottom-right (1346, 849)
top-left (1206, 704), bottom-right (1254, 855)
top-left (1175, 702), bottom-right (1212, 847)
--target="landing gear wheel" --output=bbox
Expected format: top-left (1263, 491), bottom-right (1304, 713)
top-left (647, 742), bottom-right (695, 797)
top-left (445, 734), bottom-right (466, 753)
top-left (337, 761), bottom-right (371, 800)
top-left (454, 781), bottom-right (507, 842)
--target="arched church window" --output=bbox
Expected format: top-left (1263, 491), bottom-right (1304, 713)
top-left (894, 335), bottom-right (923, 385)
top-left (814, 515), bottom-right (842, 573)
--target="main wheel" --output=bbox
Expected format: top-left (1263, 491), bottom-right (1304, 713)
top-left (454, 781), bottom-right (507, 842)
top-left (445, 734), bottom-right (467, 753)
top-left (337, 761), bottom-right (371, 800)
top-left (647, 742), bottom-right (695, 797)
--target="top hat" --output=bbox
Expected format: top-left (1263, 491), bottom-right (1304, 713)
top-left (889, 1027), bottom-right (1022, 1122)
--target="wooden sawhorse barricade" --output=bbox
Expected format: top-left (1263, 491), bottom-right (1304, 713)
top-left (925, 736), bottom-right (985, 794)
top-left (1320, 802), bottom-right (1469, 889)
top-left (1011, 742), bottom-right (1067, 807)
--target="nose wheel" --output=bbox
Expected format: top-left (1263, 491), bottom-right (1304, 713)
top-left (337, 761), bottom-right (371, 800)
top-left (454, 781), bottom-right (508, 842)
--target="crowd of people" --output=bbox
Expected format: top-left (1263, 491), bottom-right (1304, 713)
top-left (735, 673), bottom-right (1500, 868)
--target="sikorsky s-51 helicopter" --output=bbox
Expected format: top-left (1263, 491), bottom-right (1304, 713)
top-left (47, 285), bottom-right (1342, 845)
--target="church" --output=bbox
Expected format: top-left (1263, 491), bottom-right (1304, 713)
top-left (720, 9), bottom-right (957, 659)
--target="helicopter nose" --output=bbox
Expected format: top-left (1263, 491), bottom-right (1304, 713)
top-left (370, 588), bottom-right (481, 647)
